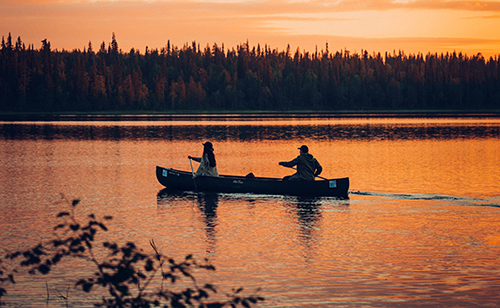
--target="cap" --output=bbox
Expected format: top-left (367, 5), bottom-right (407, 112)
top-left (203, 141), bottom-right (213, 149)
top-left (298, 145), bottom-right (309, 153)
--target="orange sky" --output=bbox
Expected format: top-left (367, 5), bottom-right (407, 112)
top-left (2, 0), bottom-right (500, 58)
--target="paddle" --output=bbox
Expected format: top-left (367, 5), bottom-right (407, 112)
top-left (283, 165), bottom-right (328, 181)
top-left (188, 158), bottom-right (198, 190)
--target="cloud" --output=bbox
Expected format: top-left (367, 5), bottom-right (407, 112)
top-left (265, 33), bottom-right (500, 55)
top-left (2, 0), bottom-right (500, 57)
top-left (461, 13), bottom-right (500, 18)
top-left (5, 0), bottom-right (500, 13)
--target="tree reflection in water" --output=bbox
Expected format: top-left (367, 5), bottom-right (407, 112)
top-left (196, 192), bottom-right (220, 252)
top-left (157, 189), bottom-right (220, 252)
top-left (285, 197), bottom-right (349, 260)
top-left (294, 197), bottom-right (322, 243)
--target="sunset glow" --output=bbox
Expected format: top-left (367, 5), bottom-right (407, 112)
top-left (2, 0), bottom-right (500, 57)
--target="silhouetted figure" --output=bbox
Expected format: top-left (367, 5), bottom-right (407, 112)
top-left (279, 145), bottom-right (322, 181)
top-left (188, 141), bottom-right (219, 178)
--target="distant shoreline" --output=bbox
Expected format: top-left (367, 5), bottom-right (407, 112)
top-left (1, 110), bottom-right (500, 121)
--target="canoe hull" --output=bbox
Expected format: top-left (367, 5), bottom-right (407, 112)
top-left (156, 166), bottom-right (349, 198)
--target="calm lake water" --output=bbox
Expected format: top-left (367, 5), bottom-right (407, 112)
top-left (1, 116), bottom-right (500, 307)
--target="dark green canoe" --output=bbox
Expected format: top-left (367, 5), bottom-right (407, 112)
top-left (156, 166), bottom-right (349, 198)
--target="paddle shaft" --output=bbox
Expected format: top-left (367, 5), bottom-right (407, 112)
top-left (189, 158), bottom-right (198, 190)
top-left (285, 166), bottom-right (328, 181)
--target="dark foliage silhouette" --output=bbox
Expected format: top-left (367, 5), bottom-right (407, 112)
top-left (1, 33), bottom-right (499, 112)
top-left (0, 198), bottom-right (263, 307)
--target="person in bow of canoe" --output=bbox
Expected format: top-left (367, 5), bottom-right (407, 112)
top-left (188, 141), bottom-right (219, 178)
top-left (279, 145), bottom-right (323, 181)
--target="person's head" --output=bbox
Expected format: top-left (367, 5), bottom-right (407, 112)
top-left (203, 142), bottom-right (214, 151)
top-left (298, 145), bottom-right (309, 154)
top-left (203, 142), bottom-right (217, 167)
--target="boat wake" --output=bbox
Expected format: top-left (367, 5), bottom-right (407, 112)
top-left (349, 191), bottom-right (500, 208)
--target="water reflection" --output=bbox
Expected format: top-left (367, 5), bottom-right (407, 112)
top-left (196, 192), bottom-right (219, 251)
top-left (288, 197), bottom-right (322, 263)
top-left (293, 197), bottom-right (323, 243)
top-left (157, 189), bottom-right (345, 255)
top-left (157, 189), bottom-right (220, 252)
top-left (286, 197), bottom-right (350, 260)
top-left (156, 188), bottom-right (195, 204)
top-left (2, 118), bottom-right (500, 307)
top-left (1, 119), bottom-right (499, 141)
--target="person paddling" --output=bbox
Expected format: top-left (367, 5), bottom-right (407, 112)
top-left (279, 145), bottom-right (322, 181)
top-left (188, 142), bottom-right (219, 178)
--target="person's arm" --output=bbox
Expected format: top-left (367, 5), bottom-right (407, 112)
top-left (279, 156), bottom-right (299, 168)
top-left (314, 159), bottom-right (323, 176)
top-left (188, 156), bottom-right (202, 163)
top-left (194, 154), bottom-right (209, 177)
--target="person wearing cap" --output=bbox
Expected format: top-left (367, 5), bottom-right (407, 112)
top-left (279, 145), bottom-right (322, 181)
top-left (188, 142), bottom-right (219, 178)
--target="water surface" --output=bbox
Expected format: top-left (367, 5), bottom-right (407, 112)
top-left (0, 117), bottom-right (499, 307)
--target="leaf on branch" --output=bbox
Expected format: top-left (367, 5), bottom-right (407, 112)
top-left (54, 224), bottom-right (66, 230)
top-left (70, 239), bottom-right (81, 247)
top-left (52, 240), bottom-right (63, 247)
top-left (32, 245), bottom-right (45, 256)
top-left (145, 259), bottom-right (153, 271)
top-left (198, 289), bottom-right (208, 299)
top-left (163, 273), bottom-right (176, 283)
top-left (116, 285), bottom-right (129, 296)
top-left (204, 284), bottom-right (217, 293)
top-left (7, 252), bottom-right (21, 259)
top-left (200, 264), bottom-right (215, 271)
top-left (51, 254), bottom-right (62, 265)
top-left (180, 268), bottom-right (192, 278)
top-left (76, 279), bottom-right (94, 293)
top-left (83, 282), bottom-right (93, 292)
top-left (38, 264), bottom-right (50, 275)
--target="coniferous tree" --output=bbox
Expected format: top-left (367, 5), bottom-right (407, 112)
top-left (1, 34), bottom-right (500, 112)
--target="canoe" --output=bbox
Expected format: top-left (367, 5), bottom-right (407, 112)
top-left (156, 166), bottom-right (349, 198)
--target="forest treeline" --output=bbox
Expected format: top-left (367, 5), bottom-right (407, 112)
top-left (1, 33), bottom-right (500, 112)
